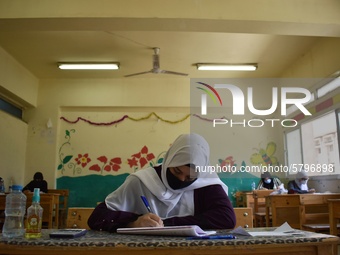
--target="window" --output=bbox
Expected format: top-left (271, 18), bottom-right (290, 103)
top-left (0, 98), bottom-right (22, 119)
top-left (285, 110), bottom-right (340, 176)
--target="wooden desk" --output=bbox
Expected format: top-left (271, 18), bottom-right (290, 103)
top-left (266, 193), bottom-right (340, 230)
top-left (328, 199), bottom-right (340, 235)
top-left (235, 191), bottom-right (254, 207)
top-left (47, 189), bottom-right (69, 228)
top-left (0, 228), bottom-right (338, 255)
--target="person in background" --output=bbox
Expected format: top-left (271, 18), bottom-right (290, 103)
top-left (287, 170), bottom-right (315, 194)
top-left (23, 172), bottom-right (48, 193)
top-left (256, 172), bottom-right (282, 190)
top-left (88, 133), bottom-right (236, 232)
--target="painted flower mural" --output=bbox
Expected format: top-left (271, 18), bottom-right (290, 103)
top-left (128, 146), bottom-right (155, 170)
top-left (218, 156), bottom-right (237, 170)
top-left (89, 156), bottom-right (122, 173)
top-left (75, 153), bottom-right (91, 167)
top-left (58, 130), bottom-right (164, 175)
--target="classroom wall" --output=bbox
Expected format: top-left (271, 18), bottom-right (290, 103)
top-left (0, 110), bottom-right (28, 190)
top-left (0, 45), bottom-right (38, 189)
top-left (0, 46), bottom-right (38, 108)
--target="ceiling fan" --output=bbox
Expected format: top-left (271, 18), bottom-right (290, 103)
top-left (125, 47), bottom-right (188, 77)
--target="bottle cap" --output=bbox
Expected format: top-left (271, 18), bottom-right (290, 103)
top-left (32, 188), bottom-right (40, 203)
top-left (12, 185), bottom-right (23, 191)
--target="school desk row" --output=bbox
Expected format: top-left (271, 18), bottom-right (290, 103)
top-left (236, 190), bottom-right (340, 234)
top-left (265, 193), bottom-right (340, 234)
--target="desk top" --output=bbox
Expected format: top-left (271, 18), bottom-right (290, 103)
top-left (0, 228), bottom-right (338, 249)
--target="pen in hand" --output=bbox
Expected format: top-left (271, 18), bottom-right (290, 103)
top-left (140, 195), bottom-right (154, 213)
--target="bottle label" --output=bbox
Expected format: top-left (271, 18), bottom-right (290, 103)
top-left (26, 214), bottom-right (41, 233)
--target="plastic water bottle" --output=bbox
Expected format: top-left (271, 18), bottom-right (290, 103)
top-left (25, 188), bottom-right (43, 238)
top-left (2, 185), bottom-right (27, 238)
top-left (251, 181), bottom-right (256, 191)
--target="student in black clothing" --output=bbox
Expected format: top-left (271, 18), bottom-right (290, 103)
top-left (23, 172), bottom-right (48, 193)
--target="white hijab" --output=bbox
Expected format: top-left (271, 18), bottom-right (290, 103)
top-left (105, 133), bottom-right (228, 219)
top-left (294, 170), bottom-right (309, 191)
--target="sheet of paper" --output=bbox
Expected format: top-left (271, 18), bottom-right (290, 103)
top-left (248, 222), bottom-right (305, 237)
top-left (117, 225), bottom-right (216, 237)
top-left (229, 226), bottom-right (251, 236)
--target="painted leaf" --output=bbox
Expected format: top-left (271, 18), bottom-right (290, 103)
top-left (66, 130), bottom-right (70, 136)
top-left (63, 155), bottom-right (73, 164)
top-left (157, 158), bottom-right (163, 164)
top-left (89, 164), bottom-right (101, 172)
top-left (57, 164), bottom-right (63, 170)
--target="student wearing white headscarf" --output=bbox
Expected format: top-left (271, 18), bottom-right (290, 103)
top-left (88, 133), bottom-right (236, 232)
top-left (287, 170), bottom-right (316, 194)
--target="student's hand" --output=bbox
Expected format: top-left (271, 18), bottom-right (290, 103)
top-left (127, 213), bottom-right (164, 228)
top-left (308, 189), bottom-right (316, 193)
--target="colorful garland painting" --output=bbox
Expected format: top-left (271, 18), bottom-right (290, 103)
top-left (60, 113), bottom-right (228, 126)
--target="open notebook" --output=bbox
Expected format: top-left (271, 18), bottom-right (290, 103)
top-left (117, 225), bottom-right (216, 237)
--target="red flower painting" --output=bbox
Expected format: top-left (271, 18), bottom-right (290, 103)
top-left (75, 153), bottom-right (91, 168)
top-left (89, 156), bottom-right (122, 173)
top-left (128, 146), bottom-right (155, 169)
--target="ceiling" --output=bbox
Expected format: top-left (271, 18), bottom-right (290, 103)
top-left (0, 29), bottom-right (320, 80)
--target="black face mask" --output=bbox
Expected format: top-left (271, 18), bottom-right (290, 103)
top-left (166, 168), bottom-right (197, 190)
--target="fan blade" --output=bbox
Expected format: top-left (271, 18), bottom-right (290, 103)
top-left (159, 70), bottom-right (189, 76)
top-left (124, 70), bottom-right (152, 77)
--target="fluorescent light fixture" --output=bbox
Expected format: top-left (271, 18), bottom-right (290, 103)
top-left (58, 63), bottom-right (119, 70)
top-left (317, 77), bottom-right (340, 98)
top-left (197, 64), bottom-right (257, 71)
